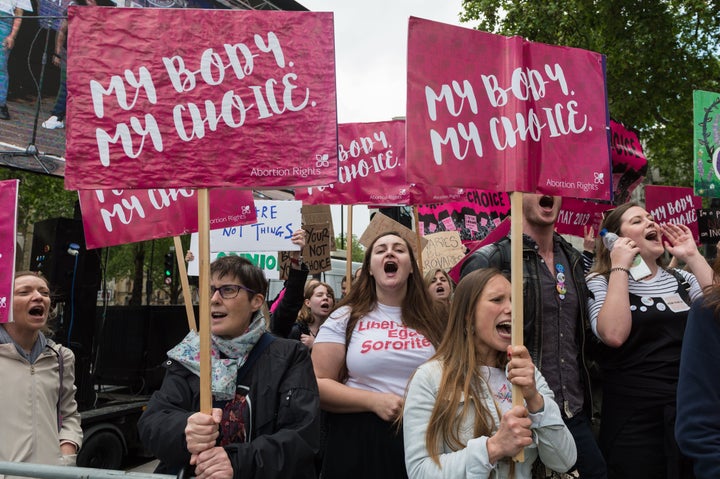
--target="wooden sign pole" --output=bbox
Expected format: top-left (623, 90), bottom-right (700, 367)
top-left (510, 191), bottom-right (525, 463)
top-left (413, 206), bottom-right (424, 277)
top-left (173, 236), bottom-right (197, 332)
top-left (346, 205), bottom-right (354, 287)
top-left (197, 188), bottom-right (212, 414)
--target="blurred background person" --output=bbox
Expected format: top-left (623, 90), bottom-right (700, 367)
top-left (289, 281), bottom-right (335, 351)
top-left (0, 0), bottom-right (32, 120)
top-left (424, 268), bottom-right (454, 305)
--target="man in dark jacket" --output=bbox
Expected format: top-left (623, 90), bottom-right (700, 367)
top-left (138, 255), bottom-right (320, 479)
top-left (460, 194), bottom-right (606, 479)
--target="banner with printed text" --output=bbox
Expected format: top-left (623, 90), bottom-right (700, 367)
top-left (417, 190), bottom-right (511, 243)
top-left (645, 185), bottom-right (701, 244)
top-left (79, 188), bottom-right (257, 249)
top-left (698, 209), bottom-right (720, 245)
top-left (407, 17), bottom-right (611, 199)
top-left (65, 9), bottom-right (337, 190)
top-left (555, 198), bottom-right (610, 238)
top-left (189, 200), bottom-right (302, 257)
top-left (610, 119), bottom-right (647, 205)
top-left (693, 90), bottom-right (720, 197)
top-left (297, 120), bottom-right (409, 205)
top-left (0, 180), bottom-right (19, 323)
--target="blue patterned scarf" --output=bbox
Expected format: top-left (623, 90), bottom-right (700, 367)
top-left (167, 310), bottom-right (266, 400)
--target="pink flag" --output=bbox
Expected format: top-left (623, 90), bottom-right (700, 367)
top-left (0, 180), bottom-right (18, 323)
top-left (611, 119), bottom-right (647, 205)
top-left (78, 188), bottom-right (256, 249)
top-left (65, 9), bottom-right (337, 190)
top-left (645, 185), bottom-right (702, 244)
top-left (296, 120), bottom-right (409, 205)
top-left (407, 18), bottom-right (611, 199)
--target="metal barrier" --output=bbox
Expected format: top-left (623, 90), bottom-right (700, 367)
top-left (0, 461), bottom-right (178, 479)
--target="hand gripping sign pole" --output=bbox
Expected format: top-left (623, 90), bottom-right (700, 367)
top-left (197, 189), bottom-right (212, 414)
top-left (510, 192), bottom-right (525, 463)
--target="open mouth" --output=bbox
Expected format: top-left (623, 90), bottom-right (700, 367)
top-left (320, 302), bottom-right (330, 311)
top-left (211, 312), bottom-right (227, 319)
top-left (496, 320), bottom-right (511, 339)
top-left (28, 306), bottom-right (45, 317)
top-left (384, 262), bottom-right (398, 273)
top-left (645, 230), bottom-right (659, 241)
top-left (539, 195), bottom-right (554, 208)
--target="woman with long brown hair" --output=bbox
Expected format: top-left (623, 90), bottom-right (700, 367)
top-left (403, 268), bottom-right (575, 478)
top-left (586, 202), bottom-right (712, 478)
top-left (312, 231), bottom-right (445, 479)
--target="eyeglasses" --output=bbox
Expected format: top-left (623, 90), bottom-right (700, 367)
top-left (210, 284), bottom-right (257, 299)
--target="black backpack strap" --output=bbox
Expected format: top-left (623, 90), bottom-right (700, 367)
top-left (236, 333), bottom-right (276, 385)
top-left (56, 345), bottom-right (64, 432)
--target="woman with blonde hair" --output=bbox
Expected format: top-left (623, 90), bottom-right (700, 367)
top-left (424, 268), bottom-right (454, 305)
top-left (403, 268), bottom-right (576, 478)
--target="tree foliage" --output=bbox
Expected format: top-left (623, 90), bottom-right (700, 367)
top-left (460, 0), bottom-right (720, 186)
top-left (335, 234), bottom-right (365, 262)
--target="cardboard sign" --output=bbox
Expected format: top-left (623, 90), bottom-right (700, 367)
top-left (421, 231), bottom-right (466, 273)
top-left (65, 9), bottom-right (337, 190)
top-left (79, 188), bottom-right (256, 249)
top-left (698, 209), bottom-right (720, 244)
top-left (417, 189), bottom-right (511, 242)
top-left (358, 212), bottom-right (428, 259)
top-left (302, 223), bottom-right (333, 276)
top-left (407, 17), bottom-right (611, 199)
top-left (693, 90), bottom-right (720, 197)
top-left (555, 197), bottom-right (610, 238)
top-left (645, 185), bottom-right (701, 243)
top-left (301, 204), bottom-right (334, 245)
top-left (0, 180), bottom-right (18, 323)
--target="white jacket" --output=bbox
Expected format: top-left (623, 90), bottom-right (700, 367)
top-left (404, 359), bottom-right (576, 478)
top-left (0, 339), bottom-right (83, 479)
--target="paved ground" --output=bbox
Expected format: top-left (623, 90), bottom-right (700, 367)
top-left (0, 95), bottom-right (67, 177)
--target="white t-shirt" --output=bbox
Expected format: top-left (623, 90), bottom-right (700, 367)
top-left (0, 0), bottom-right (33, 15)
top-left (315, 304), bottom-right (435, 397)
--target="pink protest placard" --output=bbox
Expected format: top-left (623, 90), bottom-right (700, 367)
top-left (407, 18), bottom-right (611, 200)
top-left (555, 198), bottom-right (610, 238)
top-left (645, 185), bottom-right (702, 243)
top-left (611, 119), bottom-right (647, 205)
top-left (296, 120), bottom-right (409, 205)
top-left (417, 189), bottom-right (511, 242)
top-left (0, 180), bottom-right (18, 323)
top-left (78, 188), bottom-right (256, 249)
top-left (65, 9), bottom-right (337, 190)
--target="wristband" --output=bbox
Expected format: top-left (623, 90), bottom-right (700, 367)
top-left (610, 266), bottom-right (630, 275)
top-left (290, 256), bottom-right (302, 265)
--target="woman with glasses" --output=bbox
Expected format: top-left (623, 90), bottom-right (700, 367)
top-left (138, 255), bottom-right (320, 479)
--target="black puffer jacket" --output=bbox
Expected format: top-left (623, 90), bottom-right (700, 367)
top-left (460, 233), bottom-right (596, 413)
top-left (138, 336), bottom-right (320, 479)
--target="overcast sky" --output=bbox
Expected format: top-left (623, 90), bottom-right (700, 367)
top-left (297, 0), bottom-right (470, 239)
